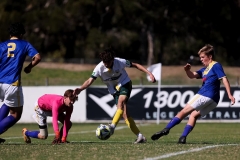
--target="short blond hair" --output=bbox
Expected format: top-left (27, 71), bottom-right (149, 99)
top-left (198, 44), bottom-right (215, 59)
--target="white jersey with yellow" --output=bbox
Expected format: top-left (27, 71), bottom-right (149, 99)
top-left (91, 57), bottom-right (132, 94)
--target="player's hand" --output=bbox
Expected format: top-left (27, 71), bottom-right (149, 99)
top-left (52, 136), bottom-right (61, 144)
top-left (24, 66), bottom-right (32, 74)
top-left (52, 131), bottom-right (61, 144)
top-left (149, 74), bottom-right (156, 83)
top-left (74, 88), bottom-right (81, 96)
top-left (60, 137), bottom-right (69, 143)
top-left (229, 95), bottom-right (235, 105)
top-left (184, 63), bottom-right (191, 71)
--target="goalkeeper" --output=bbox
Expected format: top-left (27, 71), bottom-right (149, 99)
top-left (74, 47), bottom-right (156, 143)
top-left (22, 89), bottom-right (77, 144)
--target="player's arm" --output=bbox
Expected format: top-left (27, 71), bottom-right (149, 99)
top-left (222, 77), bottom-right (235, 105)
top-left (184, 63), bottom-right (199, 79)
top-left (24, 53), bottom-right (41, 74)
top-left (131, 62), bottom-right (156, 83)
top-left (51, 105), bottom-right (61, 144)
top-left (74, 77), bottom-right (95, 95)
top-left (61, 107), bottom-right (73, 143)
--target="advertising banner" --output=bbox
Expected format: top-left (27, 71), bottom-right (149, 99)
top-left (86, 86), bottom-right (240, 120)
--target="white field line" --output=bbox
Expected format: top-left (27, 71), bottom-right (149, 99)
top-left (3, 124), bottom-right (149, 140)
top-left (144, 144), bottom-right (238, 160)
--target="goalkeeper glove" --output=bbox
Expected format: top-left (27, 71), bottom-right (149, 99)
top-left (52, 131), bottom-right (61, 144)
top-left (61, 137), bottom-right (68, 143)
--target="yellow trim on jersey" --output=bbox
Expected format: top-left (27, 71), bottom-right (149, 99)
top-left (203, 61), bottom-right (217, 76)
top-left (11, 80), bottom-right (21, 86)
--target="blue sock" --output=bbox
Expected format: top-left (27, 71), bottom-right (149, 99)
top-left (165, 117), bottom-right (181, 129)
top-left (181, 124), bottom-right (193, 137)
top-left (0, 115), bottom-right (17, 134)
top-left (26, 130), bottom-right (40, 138)
top-left (0, 104), bottom-right (10, 121)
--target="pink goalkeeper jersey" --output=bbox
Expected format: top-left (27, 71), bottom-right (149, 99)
top-left (37, 94), bottom-right (73, 138)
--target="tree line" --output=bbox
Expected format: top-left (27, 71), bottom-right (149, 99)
top-left (0, 0), bottom-right (239, 66)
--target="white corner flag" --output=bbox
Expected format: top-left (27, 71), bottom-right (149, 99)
top-left (147, 63), bottom-right (162, 124)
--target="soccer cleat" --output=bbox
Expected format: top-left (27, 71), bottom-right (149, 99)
top-left (178, 136), bottom-right (186, 144)
top-left (151, 128), bottom-right (169, 141)
top-left (108, 124), bottom-right (115, 136)
top-left (0, 138), bottom-right (6, 144)
top-left (22, 128), bottom-right (31, 144)
top-left (134, 134), bottom-right (147, 144)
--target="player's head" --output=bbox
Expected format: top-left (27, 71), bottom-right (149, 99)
top-left (99, 47), bottom-right (115, 68)
top-left (8, 22), bottom-right (26, 38)
top-left (64, 89), bottom-right (78, 106)
top-left (198, 44), bottom-right (215, 59)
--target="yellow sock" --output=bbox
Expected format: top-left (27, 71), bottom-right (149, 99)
top-left (125, 117), bottom-right (140, 135)
top-left (112, 109), bottom-right (123, 126)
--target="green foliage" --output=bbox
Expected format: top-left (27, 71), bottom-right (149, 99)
top-left (0, 0), bottom-right (239, 65)
top-left (0, 123), bottom-right (240, 160)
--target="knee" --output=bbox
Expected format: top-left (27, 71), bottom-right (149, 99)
top-left (189, 113), bottom-right (201, 119)
top-left (38, 134), bottom-right (48, 139)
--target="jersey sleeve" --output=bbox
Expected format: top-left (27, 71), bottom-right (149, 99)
top-left (117, 58), bottom-right (132, 68)
top-left (196, 68), bottom-right (205, 79)
top-left (213, 63), bottom-right (226, 79)
top-left (26, 42), bottom-right (38, 58)
top-left (91, 64), bottom-right (101, 79)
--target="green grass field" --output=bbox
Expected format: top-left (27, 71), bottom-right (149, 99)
top-left (0, 123), bottom-right (239, 160)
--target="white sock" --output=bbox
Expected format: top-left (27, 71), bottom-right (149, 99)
top-left (110, 124), bottom-right (115, 128)
top-left (137, 133), bottom-right (143, 137)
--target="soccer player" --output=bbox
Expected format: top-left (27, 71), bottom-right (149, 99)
top-left (22, 89), bottom-right (78, 144)
top-left (151, 44), bottom-right (235, 144)
top-left (0, 22), bottom-right (41, 143)
top-left (74, 47), bottom-right (156, 143)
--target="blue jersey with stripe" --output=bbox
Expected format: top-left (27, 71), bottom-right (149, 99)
top-left (0, 39), bottom-right (38, 84)
top-left (196, 61), bottom-right (226, 103)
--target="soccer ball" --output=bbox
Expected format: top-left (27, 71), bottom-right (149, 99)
top-left (96, 124), bottom-right (111, 140)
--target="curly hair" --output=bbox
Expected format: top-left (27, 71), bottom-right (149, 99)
top-left (8, 22), bottom-right (26, 37)
top-left (99, 47), bottom-right (115, 62)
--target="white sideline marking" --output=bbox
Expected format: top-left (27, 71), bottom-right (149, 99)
top-left (3, 124), bottom-right (149, 140)
top-left (144, 144), bottom-right (238, 160)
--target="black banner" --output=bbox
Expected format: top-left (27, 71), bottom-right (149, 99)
top-left (86, 86), bottom-right (240, 120)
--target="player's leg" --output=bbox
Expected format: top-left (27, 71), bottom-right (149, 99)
top-left (118, 82), bottom-right (146, 143)
top-left (151, 94), bottom-right (199, 141)
top-left (22, 106), bottom-right (48, 143)
top-left (178, 110), bottom-right (201, 144)
top-left (109, 82), bottom-right (132, 136)
top-left (178, 96), bottom-right (217, 144)
top-left (0, 86), bottom-right (9, 143)
top-left (108, 92), bottom-right (123, 135)
top-left (0, 104), bottom-right (10, 121)
top-left (0, 85), bottom-right (23, 135)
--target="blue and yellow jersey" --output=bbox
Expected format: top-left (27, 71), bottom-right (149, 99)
top-left (0, 39), bottom-right (38, 85)
top-left (196, 61), bottom-right (226, 103)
